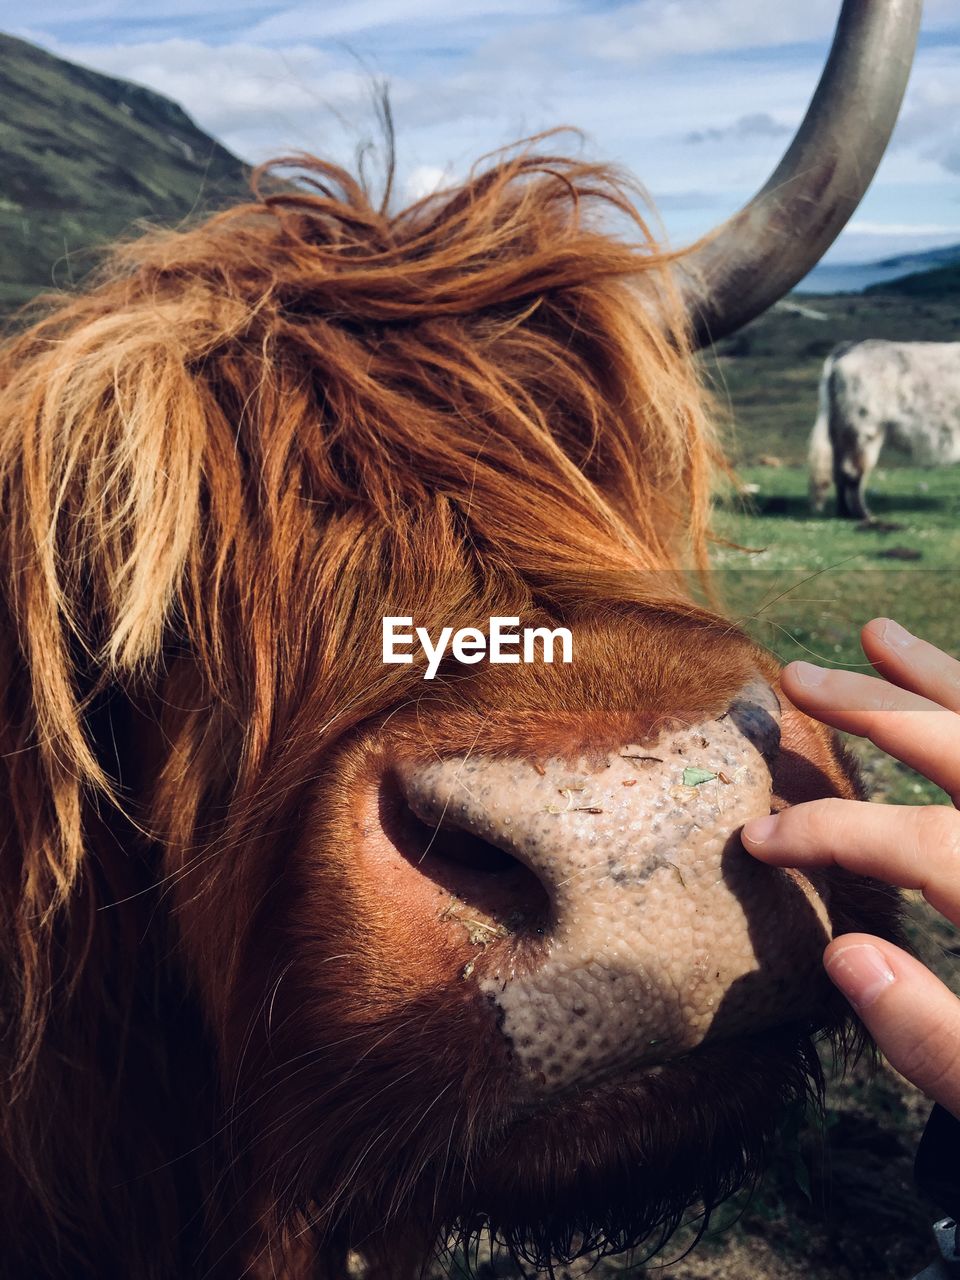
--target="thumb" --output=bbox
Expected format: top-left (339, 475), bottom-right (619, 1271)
top-left (825, 933), bottom-right (960, 1120)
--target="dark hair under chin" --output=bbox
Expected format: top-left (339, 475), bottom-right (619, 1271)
top-left (445, 1016), bottom-right (856, 1274)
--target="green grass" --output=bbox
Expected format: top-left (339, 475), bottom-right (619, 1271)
top-left (701, 270), bottom-right (960, 818)
top-left (712, 465), bottom-right (960, 807)
top-left (646, 464), bottom-right (960, 1278)
top-left (717, 463), bottom-right (960, 571)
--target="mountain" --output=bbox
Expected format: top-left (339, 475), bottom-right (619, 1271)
top-left (0, 33), bottom-right (252, 310)
top-left (863, 260), bottom-right (960, 298)
top-left (795, 242), bottom-right (960, 296)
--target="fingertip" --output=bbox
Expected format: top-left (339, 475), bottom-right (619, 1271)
top-left (824, 932), bottom-right (898, 965)
top-left (823, 939), bottom-right (896, 1011)
top-left (782, 660), bottom-right (828, 691)
top-left (741, 813), bottom-right (780, 848)
top-left (863, 616), bottom-right (914, 652)
top-left (861, 616), bottom-right (888, 646)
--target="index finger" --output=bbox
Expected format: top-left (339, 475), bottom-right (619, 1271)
top-left (779, 663), bottom-right (960, 805)
top-left (860, 618), bottom-right (960, 715)
top-left (742, 798), bottom-right (960, 924)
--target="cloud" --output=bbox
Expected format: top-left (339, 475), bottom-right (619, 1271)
top-left (404, 164), bottom-right (455, 200)
top-left (15, 0), bottom-right (960, 47)
top-left (890, 57), bottom-right (960, 179)
top-left (684, 112), bottom-right (792, 146)
top-left (846, 220), bottom-right (960, 237)
top-left (648, 190), bottom-right (727, 212)
top-left (27, 36), bottom-right (387, 163)
top-left (244, 0), bottom-right (567, 44)
top-left (14, 1), bottom-right (960, 267)
top-left (573, 0), bottom-right (960, 63)
top-left (576, 0), bottom-right (838, 62)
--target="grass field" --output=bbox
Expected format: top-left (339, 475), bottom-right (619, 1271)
top-left (652, 464), bottom-right (960, 1280)
top-left (716, 464), bottom-right (960, 808)
top-left (0, 34), bottom-right (251, 310)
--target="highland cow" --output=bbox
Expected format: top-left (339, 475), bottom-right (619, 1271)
top-left (0, 2), bottom-right (922, 1276)
top-left (809, 339), bottom-right (960, 519)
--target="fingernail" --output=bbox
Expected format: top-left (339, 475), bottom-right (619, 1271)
top-left (825, 944), bottom-right (896, 1010)
top-left (880, 618), bottom-right (914, 650)
top-left (792, 661), bottom-right (827, 688)
top-left (742, 814), bottom-right (780, 845)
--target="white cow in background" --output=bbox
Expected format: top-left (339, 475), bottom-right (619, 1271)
top-left (808, 340), bottom-right (960, 518)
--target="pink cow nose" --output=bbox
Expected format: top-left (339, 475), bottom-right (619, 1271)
top-left (395, 679), bottom-right (833, 1095)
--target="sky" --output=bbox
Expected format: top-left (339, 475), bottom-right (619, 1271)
top-left (11, 0), bottom-right (960, 265)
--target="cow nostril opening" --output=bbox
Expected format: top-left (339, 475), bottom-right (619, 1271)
top-left (418, 823), bottom-right (518, 874)
top-left (378, 772), bottom-right (551, 928)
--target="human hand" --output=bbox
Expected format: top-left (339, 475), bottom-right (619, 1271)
top-left (742, 617), bottom-right (960, 1119)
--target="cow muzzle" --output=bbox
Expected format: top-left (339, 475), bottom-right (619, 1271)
top-left (383, 678), bottom-right (834, 1098)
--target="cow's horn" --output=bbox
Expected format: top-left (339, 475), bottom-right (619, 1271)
top-left (677, 0), bottom-right (923, 348)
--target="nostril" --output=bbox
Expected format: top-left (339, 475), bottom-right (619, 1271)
top-left (400, 809), bottom-right (519, 875)
top-left (378, 772), bottom-right (551, 929)
top-left (727, 678), bottom-right (782, 767)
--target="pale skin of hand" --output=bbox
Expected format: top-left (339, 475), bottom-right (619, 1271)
top-left (741, 617), bottom-right (960, 1120)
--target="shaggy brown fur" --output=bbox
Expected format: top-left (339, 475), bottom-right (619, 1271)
top-left (0, 143), bottom-right (898, 1279)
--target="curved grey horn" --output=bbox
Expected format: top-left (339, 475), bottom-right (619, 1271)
top-left (678, 0), bottom-right (923, 349)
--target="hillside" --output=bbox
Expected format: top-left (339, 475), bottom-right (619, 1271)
top-left (0, 33), bottom-right (252, 309)
top-left (865, 260), bottom-right (960, 298)
top-left (798, 241), bottom-right (960, 295)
